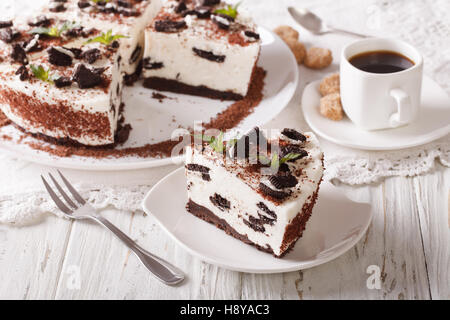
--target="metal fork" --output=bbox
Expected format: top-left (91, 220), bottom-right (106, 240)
top-left (41, 170), bottom-right (185, 286)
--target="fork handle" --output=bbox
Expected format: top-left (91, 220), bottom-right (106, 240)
top-left (89, 215), bottom-right (185, 286)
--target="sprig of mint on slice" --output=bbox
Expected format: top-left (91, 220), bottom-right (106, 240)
top-left (214, 2), bottom-right (241, 19)
top-left (258, 152), bottom-right (303, 172)
top-left (85, 30), bottom-right (128, 45)
top-left (91, 0), bottom-right (110, 3)
top-left (31, 21), bottom-right (79, 38)
top-left (193, 132), bottom-right (237, 154)
top-left (30, 65), bottom-right (61, 84)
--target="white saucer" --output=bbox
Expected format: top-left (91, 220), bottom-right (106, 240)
top-left (0, 28), bottom-right (299, 171)
top-left (302, 76), bottom-right (450, 151)
top-left (142, 167), bottom-right (372, 273)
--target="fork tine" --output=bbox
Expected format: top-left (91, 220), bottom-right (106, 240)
top-left (41, 176), bottom-right (73, 215)
top-left (49, 173), bottom-right (78, 209)
top-left (57, 170), bottom-right (86, 205)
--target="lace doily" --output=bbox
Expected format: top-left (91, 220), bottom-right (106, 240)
top-left (0, 0), bottom-right (449, 226)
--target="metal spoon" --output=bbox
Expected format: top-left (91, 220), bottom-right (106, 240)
top-left (288, 7), bottom-right (367, 38)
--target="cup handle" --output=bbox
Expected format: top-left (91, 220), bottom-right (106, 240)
top-left (389, 88), bottom-right (415, 128)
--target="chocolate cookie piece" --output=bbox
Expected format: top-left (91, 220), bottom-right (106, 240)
top-left (201, 0), bottom-right (220, 6)
top-left (82, 48), bottom-right (101, 64)
top-left (54, 76), bottom-right (72, 88)
top-left (192, 48), bottom-right (225, 63)
top-left (28, 16), bottom-right (51, 27)
top-left (186, 164), bottom-right (210, 174)
top-left (23, 35), bottom-right (41, 52)
top-left (0, 21), bottom-right (13, 29)
top-left (11, 44), bottom-right (28, 64)
top-left (49, 3), bottom-right (66, 12)
top-left (143, 57), bottom-right (164, 70)
top-left (259, 183), bottom-right (290, 200)
top-left (210, 193), bottom-right (231, 211)
top-left (0, 28), bottom-right (19, 43)
top-left (154, 20), bottom-right (187, 33)
top-left (129, 45), bottom-right (142, 64)
top-left (48, 47), bottom-right (73, 67)
top-left (281, 128), bottom-right (306, 142)
top-left (175, 1), bottom-right (187, 13)
top-left (244, 218), bottom-right (265, 233)
top-left (64, 47), bottom-right (83, 59)
top-left (77, 1), bottom-right (90, 8)
top-left (269, 174), bottom-right (298, 189)
top-left (212, 14), bottom-right (231, 30)
top-left (280, 145), bottom-right (308, 162)
top-left (117, 0), bottom-right (132, 8)
top-left (15, 65), bottom-right (29, 81)
top-left (72, 64), bottom-right (103, 89)
top-left (183, 6), bottom-right (211, 19)
top-left (244, 30), bottom-right (260, 40)
top-left (257, 202), bottom-right (277, 219)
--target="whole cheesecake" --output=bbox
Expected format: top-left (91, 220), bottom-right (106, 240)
top-left (185, 128), bottom-right (324, 257)
top-left (0, 0), bottom-right (261, 146)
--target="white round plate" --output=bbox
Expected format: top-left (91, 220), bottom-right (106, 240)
top-left (142, 167), bottom-right (372, 273)
top-left (0, 27), bottom-right (298, 171)
top-left (302, 76), bottom-right (450, 151)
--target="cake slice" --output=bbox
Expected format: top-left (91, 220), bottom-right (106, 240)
top-left (0, 17), bottom-right (127, 146)
top-left (143, 0), bottom-right (261, 100)
top-left (185, 128), bottom-right (324, 257)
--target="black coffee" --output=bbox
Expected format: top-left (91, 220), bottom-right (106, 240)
top-left (349, 50), bottom-right (414, 74)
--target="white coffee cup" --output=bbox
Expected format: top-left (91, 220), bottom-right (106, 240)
top-left (340, 38), bottom-right (423, 130)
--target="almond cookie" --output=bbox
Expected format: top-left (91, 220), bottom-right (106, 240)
top-left (274, 25), bottom-right (299, 42)
top-left (319, 73), bottom-right (340, 96)
top-left (304, 47), bottom-right (333, 69)
top-left (285, 38), bottom-right (306, 64)
top-left (319, 93), bottom-right (343, 121)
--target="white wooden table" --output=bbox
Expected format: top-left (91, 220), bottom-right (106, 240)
top-left (0, 0), bottom-right (449, 300)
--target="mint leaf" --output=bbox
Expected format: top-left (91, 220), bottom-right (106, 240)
top-left (31, 21), bottom-right (79, 38)
top-left (209, 132), bottom-right (225, 153)
top-left (85, 29), bottom-right (128, 45)
top-left (270, 152), bottom-right (280, 172)
top-left (280, 153), bottom-right (303, 164)
top-left (30, 64), bottom-right (52, 83)
top-left (214, 2), bottom-right (241, 19)
top-left (91, 0), bottom-right (110, 3)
